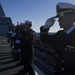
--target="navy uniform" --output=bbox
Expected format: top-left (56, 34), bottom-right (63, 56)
top-left (15, 20), bottom-right (35, 75)
top-left (40, 2), bottom-right (75, 75)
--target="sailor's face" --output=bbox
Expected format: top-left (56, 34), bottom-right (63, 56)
top-left (58, 13), bottom-right (73, 29)
top-left (25, 24), bottom-right (31, 29)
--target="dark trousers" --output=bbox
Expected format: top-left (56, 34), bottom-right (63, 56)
top-left (20, 48), bottom-right (35, 75)
top-left (22, 60), bottom-right (35, 75)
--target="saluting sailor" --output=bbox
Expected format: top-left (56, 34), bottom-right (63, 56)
top-left (40, 2), bottom-right (75, 75)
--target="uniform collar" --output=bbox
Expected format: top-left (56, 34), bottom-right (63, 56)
top-left (66, 25), bottom-right (75, 35)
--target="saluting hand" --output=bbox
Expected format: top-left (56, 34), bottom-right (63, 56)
top-left (43, 16), bottom-right (56, 29)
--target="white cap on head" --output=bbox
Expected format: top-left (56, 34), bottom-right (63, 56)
top-left (25, 20), bottom-right (32, 24)
top-left (55, 2), bottom-right (75, 17)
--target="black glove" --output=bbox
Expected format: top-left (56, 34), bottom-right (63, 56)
top-left (40, 26), bottom-right (49, 33)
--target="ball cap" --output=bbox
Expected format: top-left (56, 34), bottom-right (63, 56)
top-left (55, 2), bottom-right (75, 18)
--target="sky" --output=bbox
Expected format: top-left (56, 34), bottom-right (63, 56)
top-left (0, 0), bottom-right (75, 32)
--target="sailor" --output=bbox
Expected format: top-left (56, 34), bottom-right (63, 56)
top-left (14, 20), bottom-right (35, 75)
top-left (40, 2), bottom-right (75, 75)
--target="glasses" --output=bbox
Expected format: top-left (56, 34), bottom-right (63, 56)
top-left (55, 10), bottom-right (74, 18)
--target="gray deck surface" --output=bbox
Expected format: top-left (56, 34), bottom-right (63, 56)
top-left (0, 37), bottom-right (29, 75)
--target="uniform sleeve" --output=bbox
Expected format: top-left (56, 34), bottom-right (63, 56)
top-left (40, 26), bottom-right (57, 45)
top-left (26, 29), bottom-right (35, 45)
